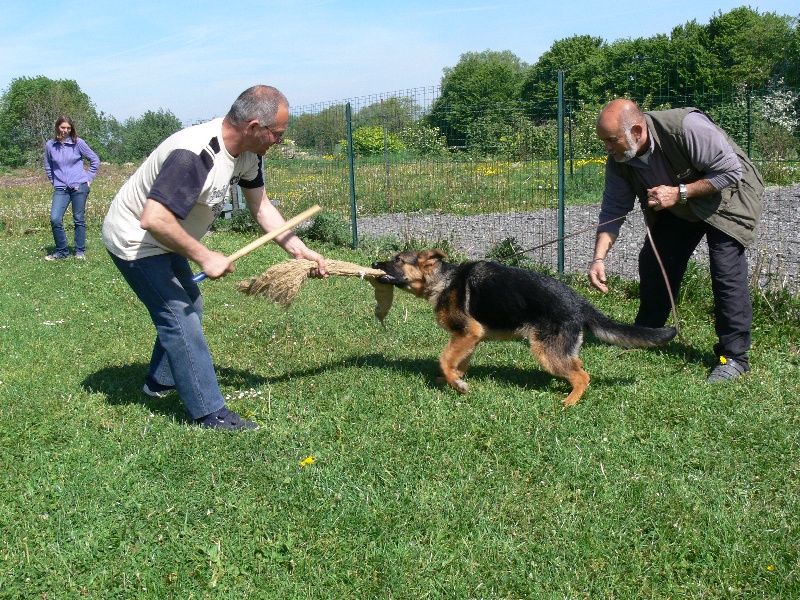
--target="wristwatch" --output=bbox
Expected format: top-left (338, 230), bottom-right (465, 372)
top-left (678, 184), bottom-right (688, 205)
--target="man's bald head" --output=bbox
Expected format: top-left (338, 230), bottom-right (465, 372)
top-left (597, 98), bottom-right (646, 133)
top-left (596, 99), bottom-right (648, 163)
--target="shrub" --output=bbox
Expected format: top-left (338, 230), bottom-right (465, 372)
top-left (214, 207), bottom-right (259, 234)
top-left (398, 123), bottom-right (448, 157)
top-left (341, 126), bottom-right (405, 157)
top-left (485, 237), bottom-right (536, 269)
top-left (297, 211), bottom-right (353, 247)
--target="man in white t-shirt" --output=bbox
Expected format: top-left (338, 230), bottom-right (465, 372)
top-left (103, 85), bottom-right (327, 431)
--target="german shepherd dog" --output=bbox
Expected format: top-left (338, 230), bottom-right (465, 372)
top-left (372, 250), bottom-right (677, 406)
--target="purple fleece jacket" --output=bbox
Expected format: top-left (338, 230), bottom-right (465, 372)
top-left (44, 137), bottom-right (100, 188)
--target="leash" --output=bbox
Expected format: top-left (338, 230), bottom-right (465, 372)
top-left (499, 214), bottom-right (627, 261)
top-left (498, 209), bottom-right (686, 342)
top-left (641, 214), bottom-right (687, 343)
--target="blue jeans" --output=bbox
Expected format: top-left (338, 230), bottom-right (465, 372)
top-left (50, 183), bottom-right (89, 255)
top-left (108, 251), bottom-right (226, 420)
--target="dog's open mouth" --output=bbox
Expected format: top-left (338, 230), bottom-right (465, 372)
top-left (376, 273), bottom-right (402, 285)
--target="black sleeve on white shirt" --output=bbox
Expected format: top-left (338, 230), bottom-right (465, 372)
top-left (148, 149), bottom-right (213, 219)
top-left (238, 156), bottom-right (264, 189)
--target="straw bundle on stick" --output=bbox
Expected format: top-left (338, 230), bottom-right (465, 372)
top-left (236, 259), bottom-right (395, 325)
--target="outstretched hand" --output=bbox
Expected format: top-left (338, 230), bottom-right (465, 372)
top-left (588, 260), bottom-right (609, 293)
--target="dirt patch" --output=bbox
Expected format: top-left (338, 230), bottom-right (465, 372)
top-left (0, 170), bottom-right (48, 188)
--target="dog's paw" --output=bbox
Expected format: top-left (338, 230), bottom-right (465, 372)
top-left (436, 376), bottom-right (469, 394)
top-left (561, 395), bottom-right (580, 407)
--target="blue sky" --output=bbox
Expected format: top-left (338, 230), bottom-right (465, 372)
top-left (1, 1), bottom-right (796, 124)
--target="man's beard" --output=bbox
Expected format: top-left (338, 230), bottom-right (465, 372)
top-left (611, 130), bottom-right (638, 163)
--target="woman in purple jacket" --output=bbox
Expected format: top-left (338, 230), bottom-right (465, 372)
top-left (43, 116), bottom-right (100, 260)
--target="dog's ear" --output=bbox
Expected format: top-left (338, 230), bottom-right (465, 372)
top-left (420, 249), bottom-right (448, 262)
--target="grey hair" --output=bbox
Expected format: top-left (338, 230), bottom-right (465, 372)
top-left (226, 85), bottom-right (288, 127)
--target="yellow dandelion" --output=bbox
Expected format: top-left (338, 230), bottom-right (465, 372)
top-left (719, 356), bottom-right (727, 365)
top-left (300, 456), bottom-right (315, 467)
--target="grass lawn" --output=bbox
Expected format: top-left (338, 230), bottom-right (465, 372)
top-left (1, 220), bottom-right (799, 598)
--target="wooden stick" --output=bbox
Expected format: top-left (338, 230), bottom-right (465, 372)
top-left (192, 204), bottom-right (323, 282)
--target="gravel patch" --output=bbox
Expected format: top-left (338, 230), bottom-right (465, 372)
top-left (356, 184), bottom-right (800, 292)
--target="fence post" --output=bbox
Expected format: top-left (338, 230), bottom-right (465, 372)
top-left (346, 102), bottom-right (358, 249)
top-left (746, 87), bottom-right (752, 157)
top-left (557, 70), bottom-right (566, 274)
top-left (382, 99), bottom-right (392, 211)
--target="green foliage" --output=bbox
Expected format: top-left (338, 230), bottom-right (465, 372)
top-left (0, 76), bottom-right (183, 167)
top-left (418, 7), bottom-right (798, 161)
top-left (354, 233), bottom-right (407, 259)
top-left (356, 233), bottom-right (467, 263)
top-left (565, 100), bottom-right (607, 158)
top-left (484, 237), bottom-right (535, 269)
top-left (398, 122), bottom-right (448, 157)
top-left (215, 206), bottom-right (259, 234)
top-left (297, 211), bottom-right (353, 247)
top-left (465, 112), bottom-right (557, 160)
top-left (341, 125), bottom-right (405, 157)
top-left (215, 209), bottom-right (356, 246)
top-left (706, 7), bottom-right (799, 90)
top-left (4, 8), bottom-right (799, 173)
top-left (707, 82), bottom-right (800, 167)
top-left (354, 97), bottom-right (418, 131)
top-left (465, 113), bottom-right (517, 158)
top-left (291, 104), bottom-right (346, 154)
top-left (428, 50), bottom-right (529, 148)
top-left (118, 109), bottom-right (182, 162)
top-left (521, 34), bottom-right (605, 116)
top-left (544, 7), bottom-right (798, 117)
top-left (86, 112), bottom-right (124, 163)
top-left (0, 76), bottom-right (99, 167)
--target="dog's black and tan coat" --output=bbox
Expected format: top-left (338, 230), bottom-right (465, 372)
top-left (373, 250), bottom-right (676, 406)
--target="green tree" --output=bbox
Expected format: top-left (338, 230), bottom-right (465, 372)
top-left (292, 104), bottom-right (346, 154)
top-left (527, 7), bottom-right (798, 123)
top-left (88, 112), bottom-right (124, 163)
top-left (522, 35), bottom-right (605, 120)
top-left (428, 50), bottom-right (529, 148)
top-left (354, 97), bottom-right (418, 131)
top-left (666, 19), bottom-right (720, 106)
top-left (119, 109), bottom-right (182, 161)
top-left (578, 35), bottom-right (676, 105)
top-left (0, 76), bottom-right (98, 167)
top-left (706, 7), bottom-right (799, 91)
top-left (562, 100), bottom-right (606, 158)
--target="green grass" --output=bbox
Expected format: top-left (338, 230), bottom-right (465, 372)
top-left (1, 220), bottom-right (799, 598)
top-left (262, 156), bottom-right (605, 217)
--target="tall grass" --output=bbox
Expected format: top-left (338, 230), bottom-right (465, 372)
top-left (0, 156), bottom-right (604, 237)
top-left (261, 156), bottom-right (606, 218)
top-left (0, 163), bottom-right (134, 235)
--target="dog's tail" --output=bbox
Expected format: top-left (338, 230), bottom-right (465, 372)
top-left (586, 310), bottom-right (677, 348)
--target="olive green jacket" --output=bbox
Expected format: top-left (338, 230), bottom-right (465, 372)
top-left (610, 107), bottom-right (764, 247)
